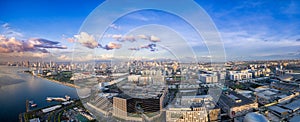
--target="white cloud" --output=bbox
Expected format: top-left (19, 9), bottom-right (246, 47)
top-left (2, 23), bottom-right (10, 29)
top-left (99, 42), bottom-right (122, 50)
top-left (58, 54), bottom-right (71, 61)
top-left (109, 24), bottom-right (120, 30)
top-left (0, 35), bottom-right (67, 53)
top-left (150, 35), bottom-right (160, 42)
top-left (137, 34), bottom-right (148, 40)
top-left (1, 22), bottom-right (24, 38)
top-left (111, 34), bottom-right (122, 40)
top-left (74, 32), bottom-right (98, 49)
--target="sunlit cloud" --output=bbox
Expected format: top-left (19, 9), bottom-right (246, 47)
top-left (149, 35), bottom-right (160, 42)
top-left (66, 37), bottom-right (76, 43)
top-left (129, 43), bottom-right (157, 52)
top-left (111, 34), bottom-right (122, 40)
top-left (0, 35), bottom-right (67, 53)
top-left (57, 54), bottom-right (71, 61)
top-left (137, 34), bottom-right (148, 40)
top-left (99, 42), bottom-right (121, 50)
top-left (74, 32), bottom-right (98, 49)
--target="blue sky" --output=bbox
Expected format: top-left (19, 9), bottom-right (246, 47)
top-left (0, 0), bottom-right (299, 62)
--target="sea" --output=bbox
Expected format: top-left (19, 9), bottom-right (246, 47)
top-left (0, 66), bottom-right (79, 121)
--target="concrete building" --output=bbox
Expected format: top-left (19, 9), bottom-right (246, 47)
top-left (166, 107), bottom-right (208, 122)
top-left (255, 88), bottom-right (278, 104)
top-left (113, 96), bottom-right (128, 118)
top-left (112, 85), bottom-right (168, 121)
top-left (250, 68), bottom-right (271, 78)
top-left (228, 70), bottom-right (252, 81)
top-left (166, 105), bottom-right (220, 122)
top-left (283, 98), bottom-right (300, 112)
top-left (218, 91), bottom-right (258, 118)
top-left (127, 75), bottom-right (141, 82)
top-left (128, 70), bottom-right (165, 85)
top-left (166, 95), bottom-right (220, 122)
top-left (268, 106), bottom-right (290, 118)
top-left (199, 74), bottom-right (218, 84)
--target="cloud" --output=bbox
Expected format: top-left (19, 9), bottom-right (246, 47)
top-left (66, 37), bottom-right (76, 43)
top-left (128, 47), bottom-right (140, 51)
top-left (31, 53), bottom-right (50, 58)
top-left (1, 22), bottom-right (23, 37)
top-left (149, 35), bottom-right (160, 42)
top-left (99, 54), bottom-right (114, 59)
top-left (126, 12), bottom-right (159, 22)
top-left (74, 32), bottom-right (98, 49)
top-left (0, 51), bottom-right (53, 62)
top-left (5, 30), bottom-right (23, 37)
top-left (29, 38), bottom-right (61, 47)
top-left (0, 35), bottom-right (67, 53)
top-left (111, 34), bottom-right (122, 40)
top-left (111, 34), bottom-right (136, 42)
top-left (142, 43), bottom-right (157, 51)
top-left (109, 34), bottom-right (161, 43)
top-left (136, 34), bottom-right (161, 42)
top-left (70, 32), bottom-right (125, 50)
top-left (0, 46), bottom-right (10, 53)
top-left (220, 30), bottom-right (300, 60)
top-left (72, 32), bottom-right (162, 51)
top-left (58, 54), bottom-right (71, 61)
top-left (99, 42), bottom-right (121, 50)
top-left (128, 43), bottom-right (157, 52)
top-left (137, 34), bottom-right (149, 40)
top-left (121, 35), bottom-right (135, 42)
top-left (2, 23), bottom-right (10, 29)
top-left (109, 24), bottom-right (120, 30)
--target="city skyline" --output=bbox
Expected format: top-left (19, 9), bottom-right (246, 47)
top-left (0, 0), bottom-right (300, 62)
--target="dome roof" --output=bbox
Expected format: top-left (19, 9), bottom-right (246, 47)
top-left (278, 75), bottom-right (293, 81)
top-left (243, 112), bottom-right (269, 122)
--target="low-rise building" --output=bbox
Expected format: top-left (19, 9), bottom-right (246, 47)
top-left (268, 106), bottom-right (290, 118)
top-left (166, 95), bottom-right (220, 122)
top-left (228, 70), bottom-right (252, 81)
top-left (199, 74), bottom-right (218, 84)
top-left (218, 91), bottom-right (258, 118)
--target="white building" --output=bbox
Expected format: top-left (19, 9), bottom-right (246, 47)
top-left (199, 74), bottom-right (218, 83)
top-left (228, 70), bottom-right (252, 81)
top-left (127, 75), bottom-right (141, 82)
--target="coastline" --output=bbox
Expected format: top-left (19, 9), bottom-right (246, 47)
top-left (23, 70), bottom-right (80, 89)
top-left (42, 76), bottom-right (80, 89)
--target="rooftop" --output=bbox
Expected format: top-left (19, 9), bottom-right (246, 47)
top-left (219, 91), bottom-right (256, 108)
top-left (289, 115), bottom-right (300, 122)
top-left (269, 106), bottom-right (290, 114)
top-left (283, 98), bottom-right (300, 111)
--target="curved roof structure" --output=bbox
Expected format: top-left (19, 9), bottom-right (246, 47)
top-left (244, 112), bottom-right (269, 122)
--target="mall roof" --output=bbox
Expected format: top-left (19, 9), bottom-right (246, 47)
top-left (283, 98), bottom-right (300, 111)
top-left (244, 112), bottom-right (269, 122)
top-left (219, 91), bottom-right (255, 107)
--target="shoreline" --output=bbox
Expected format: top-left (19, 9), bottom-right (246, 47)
top-left (24, 71), bottom-right (80, 89)
top-left (44, 77), bottom-right (80, 89)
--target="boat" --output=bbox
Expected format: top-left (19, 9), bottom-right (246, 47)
top-left (46, 97), bottom-right (52, 101)
top-left (28, 100), bottom-right (37, 107)
top-left (52, 97), bottom-right (67, 102)
top-left (31, 104), bottom-right (37, 107)
top-left (46, 96), bottom-right (68, 102)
